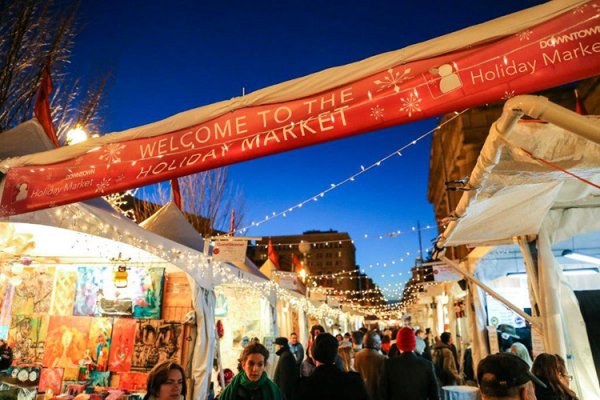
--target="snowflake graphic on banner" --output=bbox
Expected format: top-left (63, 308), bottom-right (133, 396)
top-left (572, 4), bottom-right (587, 14)
top-left (99, 143), bottom-right (126, 168)
top-left (516, 29), bottom-right (533, 41)
top-left (399, 93), bottom-right (422, 117)
top-left (373, 68), bottom-right (413, 93)
top-left (0, 204), bottom-right (15, 217)
top-left (370, 105), bottom-right (385, 121)
top-left (95, 177), bottom-right (112, 194)
top-left (502, 90), bottom-right (516, 100)
top-left (115, 174), bottom-right (126, 183)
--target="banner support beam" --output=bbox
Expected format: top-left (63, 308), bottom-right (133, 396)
top-left (439, 255), bottom-right (541, 329)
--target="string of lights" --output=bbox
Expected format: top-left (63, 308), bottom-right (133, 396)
top-left (230, 16), bottom-right (598, 236)
top-left (235, 110), bottom-right (469, 234)
top-left (20, 203), bottom-right (349, 321)
top-left (250, 224), bottom-right (438, 249)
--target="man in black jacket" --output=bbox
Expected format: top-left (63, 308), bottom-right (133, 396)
top-left (273, 337), bottom-right (298, 399)
top-left (293, 333), bottom-right (369, 400)
top-left (379, 327), bottom-right (439, 400)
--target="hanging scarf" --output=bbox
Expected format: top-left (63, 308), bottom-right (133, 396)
top-left (218, 371), bottom-right (282, 400)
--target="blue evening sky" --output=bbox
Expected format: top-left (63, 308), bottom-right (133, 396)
top-left (70, 0), bottom-right (544, 299)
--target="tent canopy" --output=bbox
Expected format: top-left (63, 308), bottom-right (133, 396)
top-left (1, 198), bottom-right (214, 288)
top-left (441, 112), bottom-right (600, 248)
top-left (140, 201), bottom-right (205, 252)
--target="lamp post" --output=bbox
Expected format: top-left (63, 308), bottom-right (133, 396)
top-left (298, 240), bottom-right (311, 295)
top-left (66, 126), bottom-right (89, 145)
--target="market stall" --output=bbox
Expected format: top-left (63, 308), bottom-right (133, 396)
top-left (0, 198), bottom-right (214, 400)
top-left (138, 201), bottom-right (216, 400)
top-left (437, 95), bottom-right (600, 398)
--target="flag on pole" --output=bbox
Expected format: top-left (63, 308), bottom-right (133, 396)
top-left (170, 178), bottom-right (182, 209)
top-left (291, 253), bottom-right (303, 272)
top-left (229, 209), bottom-right (235, 236)
top-left (268, 238), bottom-right (280, 269)
top-left (34, 65), bottom-right (60, 147)
top-left (575, 89), bottom-right (588, 116)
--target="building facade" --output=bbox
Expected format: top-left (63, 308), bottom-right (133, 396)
top-left (249, 230), bottom-right (359, 291)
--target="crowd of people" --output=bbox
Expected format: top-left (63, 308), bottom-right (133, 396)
top-left (139, 324), bottom-right (579, 400)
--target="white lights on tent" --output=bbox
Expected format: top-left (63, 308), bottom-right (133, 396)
top-left (66, 126), bottom-right (89, 145)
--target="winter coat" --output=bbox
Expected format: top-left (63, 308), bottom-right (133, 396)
top-left (292, 364), bottom-right (369, 400)
top-left (432, 343), bottom-right (462, 386)
top-left (354, 348), bottom-right (386, 400)
top-left (379, 351), bottom-right (439, 400)
top-left (273, 347), bottom-right (298, 399)
top-left (289, 342), bottom-right (304, 369)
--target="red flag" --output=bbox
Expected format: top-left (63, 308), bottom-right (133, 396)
top-left (34, 66), bottom-right (60, 147)
top-left (291, 253), bottom-right (303, 272)
top-left (170, 178), bottom-right (182, 209)
top-left (267, 238), bottom-right (280, 269)
top-left (229, 209), bottom-right (235, 236)
top-left (575, 90), bottom-right (588, 116)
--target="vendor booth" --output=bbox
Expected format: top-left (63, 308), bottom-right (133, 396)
top-left (437, 96), bottom-right (600, 398)
top-left (0, 198), bottom-right (214, 400)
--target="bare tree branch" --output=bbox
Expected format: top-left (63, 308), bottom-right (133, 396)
top-left (135, 168), bottom-right (246, 236)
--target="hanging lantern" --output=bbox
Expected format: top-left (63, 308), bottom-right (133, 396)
top-left (113, 265), bottom-right (128, 288)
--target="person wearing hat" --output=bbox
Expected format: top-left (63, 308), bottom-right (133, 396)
top-left (478, 352), bottom-right (547, 400)
top-left (432, 332), bottom-right (463, 386)
top-left (379, 327), bottom-right (439, 400)
top-left (273, 337), bottom-right (298, 400)
top-left (354, 331), bottom-right (386, 400)
top-left (292, 333), bottom-right (368, 400)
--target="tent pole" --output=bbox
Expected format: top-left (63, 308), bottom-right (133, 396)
top-left (439, 255), bottom-right (541, 329)
top-left (498, 95), bottom-right (600, 145)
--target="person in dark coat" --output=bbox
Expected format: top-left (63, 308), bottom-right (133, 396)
top-left (292, 333), bottom-right (369, 400)
top-left (379, 327), bottom-right (439, 400)
top-left (432, 332), bottom-right (463, 386)
top-left (273, 337), bottom-right (298, 400)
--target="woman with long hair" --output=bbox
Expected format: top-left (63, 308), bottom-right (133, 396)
top-left (143, 361), bottom-right (187, 400)
top-left (338, 344), bottom-right (355, 372)
top-left (531, 353), bottom-right (578, 400)
top-left (219, 343), bottom-right (283, 400)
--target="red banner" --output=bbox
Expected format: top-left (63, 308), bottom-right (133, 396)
top-left (2, 3), bottom-right (600, 216)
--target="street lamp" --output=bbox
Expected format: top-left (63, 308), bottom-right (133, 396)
top-left (298, 240), bottom-right (311, 287)
top-left (66, 126), bottom-right (89, 145)
top-left (298, 240), bottom-right (311, 268)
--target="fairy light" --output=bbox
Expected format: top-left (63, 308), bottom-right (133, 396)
top-left (250, 224), bottom-right (437, 249)
top-left (236, 111), bottom-right (467, 234)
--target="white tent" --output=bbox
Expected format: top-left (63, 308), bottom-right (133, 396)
top-left (139, 201), bottom-right (214, 400)
top-left (437, 95), bottom-right (600, 398)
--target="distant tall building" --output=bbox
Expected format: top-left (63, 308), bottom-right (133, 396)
top-left (249, 230), bottom-right (359, 292)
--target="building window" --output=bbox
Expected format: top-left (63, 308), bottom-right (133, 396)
top-left (317, 262), bottom-right (322, 267)
top-left (337, 251), bottom-right (342, 258)
top-left (316, 253), bottom-right (323, 259)
top-left (335, 261), bottom-right (341, 266)
top-left (326, 261), bottom-right (332, 266)
top-left (326, 253), bottom-right (332, 258)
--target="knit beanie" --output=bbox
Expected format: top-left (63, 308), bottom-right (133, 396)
top-left (396, 327), bottom-right (416, 352)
